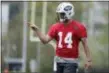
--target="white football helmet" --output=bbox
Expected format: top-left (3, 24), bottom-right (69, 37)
top-left (56, 2), bottom-right (75, 22)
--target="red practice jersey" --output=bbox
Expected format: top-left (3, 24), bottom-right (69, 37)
top-left (48, 20), bottom-right (87, 58)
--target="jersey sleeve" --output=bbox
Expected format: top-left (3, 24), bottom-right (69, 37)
top-left (79, 25), bottom-right (87, 39)
top-left (47, 24), bottom-right (57, 39)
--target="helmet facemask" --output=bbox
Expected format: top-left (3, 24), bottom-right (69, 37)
top-left (57, 12), bottom-right (69, 23)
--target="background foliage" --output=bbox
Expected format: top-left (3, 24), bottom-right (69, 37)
top-left (1, 1), bottom-right (109, 73)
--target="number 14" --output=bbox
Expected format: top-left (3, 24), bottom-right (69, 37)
top-left (58, 32), bottom-right (73, 48)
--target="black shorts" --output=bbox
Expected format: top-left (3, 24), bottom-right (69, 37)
top-left (56, 62), bottom-right (78, 73)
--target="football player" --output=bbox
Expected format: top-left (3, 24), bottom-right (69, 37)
top-left (28, 2), bottom-right (92, 73)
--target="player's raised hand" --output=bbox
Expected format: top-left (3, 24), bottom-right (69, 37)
top-left (27, 22), bottom-right (39, 31)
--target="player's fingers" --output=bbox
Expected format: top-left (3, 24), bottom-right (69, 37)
top-left (85, 64), bottom-right (89, 69)
top-left (85, 64), bottom-right (88, 68)
top-left (85, 64), bottom-right (91, 69)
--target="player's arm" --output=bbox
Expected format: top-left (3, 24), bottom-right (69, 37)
top-left (81, 38), bottom-right (92, 68)
top-left (79, 24), bottom-right (92, 68)
top-left (81, 38), bottom-right (92, 62)
top-left (27, 22), bottom-right (52, 44)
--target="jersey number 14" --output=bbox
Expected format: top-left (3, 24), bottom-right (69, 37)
top-left (58, 32), bottom-right (73, 48)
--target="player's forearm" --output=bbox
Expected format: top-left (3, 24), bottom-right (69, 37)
top-left (34, 29), bottom-right (49, 44)
top-left (83, 45), bottom-right (92, 61)
top-left (82, 38), bottom-right (92, 61)
top-left (29, 24), bottom-right (50, 44)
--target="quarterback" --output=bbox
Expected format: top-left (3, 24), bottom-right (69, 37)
top-left (28, 2), bottom-right (92, 73)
